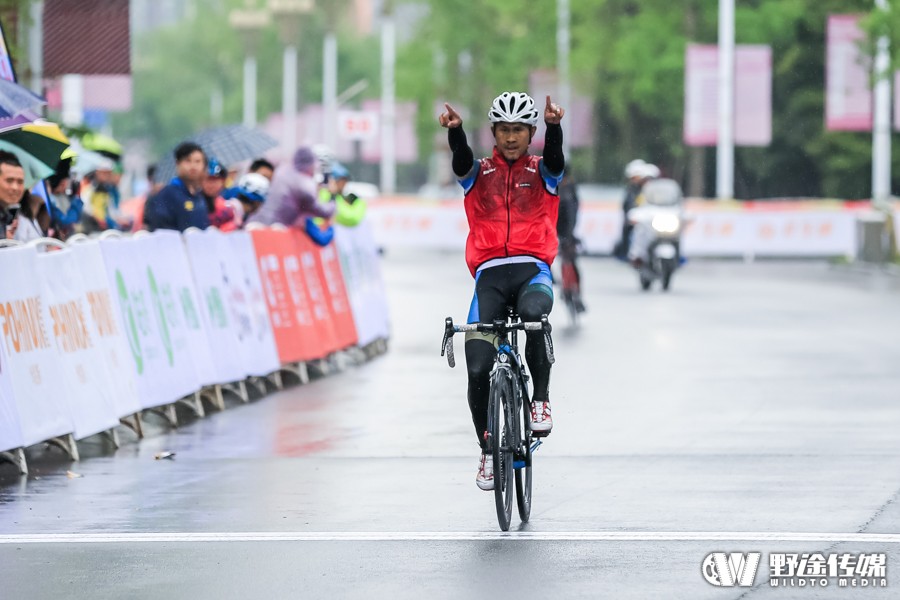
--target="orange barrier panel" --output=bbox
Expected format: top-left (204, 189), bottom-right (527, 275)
top-left (289, 230), bottom-right (340, 356)
top-left (295, 232), bottom-right (359, 351)
top-left (250, 229), bottom-right (323, 363)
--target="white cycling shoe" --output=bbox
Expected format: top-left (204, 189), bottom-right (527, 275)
top-left (530, 400), bottom-right (553, 435)
top-left (476, 453), bottom-right (494, 491)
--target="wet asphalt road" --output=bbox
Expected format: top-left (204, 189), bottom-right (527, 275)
top-left (2, 253), bottom-right (900, 599)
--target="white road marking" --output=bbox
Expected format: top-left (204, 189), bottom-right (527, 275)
top-left (2, 531), bottom-right (900, 544)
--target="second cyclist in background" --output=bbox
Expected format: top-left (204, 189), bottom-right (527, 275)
top-left (556, 172), bottom-right (585, 314)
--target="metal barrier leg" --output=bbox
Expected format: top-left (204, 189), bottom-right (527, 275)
top-left (180, 391), bottom-right (206, 417)
top-left (105, 428), bottom-right (120, 449)
top-left (120, 412), bottom-right (144, 439)
top-left (148, 404), bottom-right (179, 428)
top-left (269, 370), bottom-right (284, 390)
top-left (0, 448), bottom-right (27, 475)
top-left (47, 434), bottom-right (80, 461)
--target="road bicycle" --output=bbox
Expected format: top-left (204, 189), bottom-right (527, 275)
top-left (441, 310), bottom-right (554, 531)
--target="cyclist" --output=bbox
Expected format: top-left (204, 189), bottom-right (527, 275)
top-left (556, 172), bottom-right (585, 313)
top-left (439, 92), bottom-right (564, 490)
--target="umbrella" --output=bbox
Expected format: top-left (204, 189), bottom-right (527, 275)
top-left (154, 124), bottom-right (278, 183)
top-left (82, 132), bottom-right (123, 159)
top-left (0, 139), bottom-right (55, 188)
top-left (0, 79), bottom-right (46, 119)
top-left (70, 148), bottom-right (116, 177)
top-left (0, 121), bottom-right (70, 169)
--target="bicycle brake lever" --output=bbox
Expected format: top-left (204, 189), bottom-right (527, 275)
top-left (441, 318), bottom-right (456, 367)
top-left (444, 337), bottom-right (455, 368)
top-left (541, 316), bottom-right (555, 365)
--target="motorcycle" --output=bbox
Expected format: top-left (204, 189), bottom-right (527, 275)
top-left (626, 178), bottom-right (686, 292)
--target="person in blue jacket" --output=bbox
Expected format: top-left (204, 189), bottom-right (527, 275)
top-left (144, 142), bottom-right (210, 232)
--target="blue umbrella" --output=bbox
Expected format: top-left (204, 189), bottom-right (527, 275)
top-left (154, 124), bottom-right (278, 183)
top-left (0, 79), bottom-right (46, 119)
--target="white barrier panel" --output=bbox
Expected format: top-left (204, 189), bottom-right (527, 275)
top-left (895, 210), bottom-right (900, 249)
top-left (682, 210), bottom-right (857, 257)
top-left (334, 222), bottom-right (391, 346)
top-left (149, 231), bottom-right (217, 387)
top-left (35, 245), bottom-right (121, 440)
top-left (101, 235), bottom-right (200, 409)
top-left (229, 232), bottom-right (281, 376)
top-left (369, 201), bottom-right (863, 257)
top-left (367, 203), bottom-right (467, 249)
top-left (0, 337), bottom-right (23, 452)
top-left (0, 245), bottom-right (72, 447)
top-left (184, 230), bottom-right (248, 384)
top-left (70, 241), bottom-right (141, 420)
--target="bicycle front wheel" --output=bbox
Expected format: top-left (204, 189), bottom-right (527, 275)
top-left (515, 382), bottom-right (533, 522)
top-left (489, 370), bottom-right (515, 531)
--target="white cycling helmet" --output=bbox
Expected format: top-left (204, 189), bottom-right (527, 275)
top-left (236, 172), bottom-right (270, 203)
top-left (624, 159), bottom-right (646, 179)
top-left (488, 92), bottom-right (539, 126)
top-left (641, 163), bottom-right (661, 179)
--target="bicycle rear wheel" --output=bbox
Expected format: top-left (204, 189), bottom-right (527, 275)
top-left (515, 382), bottom-right (533, 522)
top-left (489, 370), bottom-right (515, 531)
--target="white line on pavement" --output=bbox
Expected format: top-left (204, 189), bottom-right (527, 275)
top-left (2, 531), bottom-right (900, 544)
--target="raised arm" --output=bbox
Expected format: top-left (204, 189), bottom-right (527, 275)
top-left (439, 103), bottom-right (474, 177)
top-left (542, 95), bottom-right (565, 176)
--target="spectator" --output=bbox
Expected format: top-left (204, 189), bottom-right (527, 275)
top-left (120, 164), bottom-right (163, 232)
top-left (81, 157), bottom-right (121, 231)
top-left (14, 193), bottom-right (50, 242)
top-left (220, 172), bottom-right (269, 232)
top-left (201, 159), bottom-right (235, 229)
top-left (144, 142), bottom-right (210, 232)
top-left (249, 158), bottom-right (275, 181)
top-left (249, 146), bottom-right (334, 228)
top-left (46, 159), bottom-right (84, 241)
top-left (318, 162), bottom-right (366, 227)
top-left (0, 151), bottom-right (25, 240)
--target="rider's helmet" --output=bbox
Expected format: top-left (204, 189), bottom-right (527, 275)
top-left (330, 162), bottom-right (351, 181)
top-left (236, 172), bottom-right (269, 203)
top-left (641, 163), bottom-right (661, 179)
top-left (207, 158), bottom-right (226, 179)
top-left (624, 159), bottom-right (646, 179)
top-left (488, 92), bottom-right (539, 126)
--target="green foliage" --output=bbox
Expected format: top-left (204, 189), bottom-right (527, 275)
top-left (116, 0), bottom-right (899, 197)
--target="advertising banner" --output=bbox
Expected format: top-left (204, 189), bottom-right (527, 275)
top-left (184, 230), bottom-right (248, 384)
top-left (148, 231), bottom-right (216, 386)
top-left (100, 235), bottom-right (200, 409)
top-left (251, 229), bottom-right (322, 363)
top-left (333, 223), bottom-right (390, 347)
top-left (0, 245), bottom-right (72, 446)
top-left (0, 332), bottom-right (24, 452)
top-left (826, 15), bottom-right (872, 132)
top-left (70, 240), bottom-right (141, 419)
top-left (229, 232), bottom-right (281, 376)
top-left (684, 44), bottom-right (772, 146)
top-left (36, 246), bottom-right (121, 439)
top-left (291, 231), bottom-right (340, 355)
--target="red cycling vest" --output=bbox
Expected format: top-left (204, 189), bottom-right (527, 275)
top-left (463, 147), bottom-right (560, 277)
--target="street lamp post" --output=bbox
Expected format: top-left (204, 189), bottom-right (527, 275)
top-left (229, 3), bottom-right (270, 129)
top-left (323, 4), bottom-right (339, 153)
top-left (556, 0), bottom-right (571, 157)
top-left (381, 1), bottom-right (396, 195)
top-left (270, 0), bottom-right (313, 157)
top-left (872, 0), bottom-right (892, 208)
top-left (716, 0), bottom-right (735, 200)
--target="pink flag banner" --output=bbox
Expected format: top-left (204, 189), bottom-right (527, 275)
top-left (826, 15), bottom-right (872, 132)
top-left (684, 44), bottom-right (772, 147)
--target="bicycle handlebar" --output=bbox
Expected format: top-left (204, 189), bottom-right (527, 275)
top-left (441, 315), bottom-right (555, 368)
